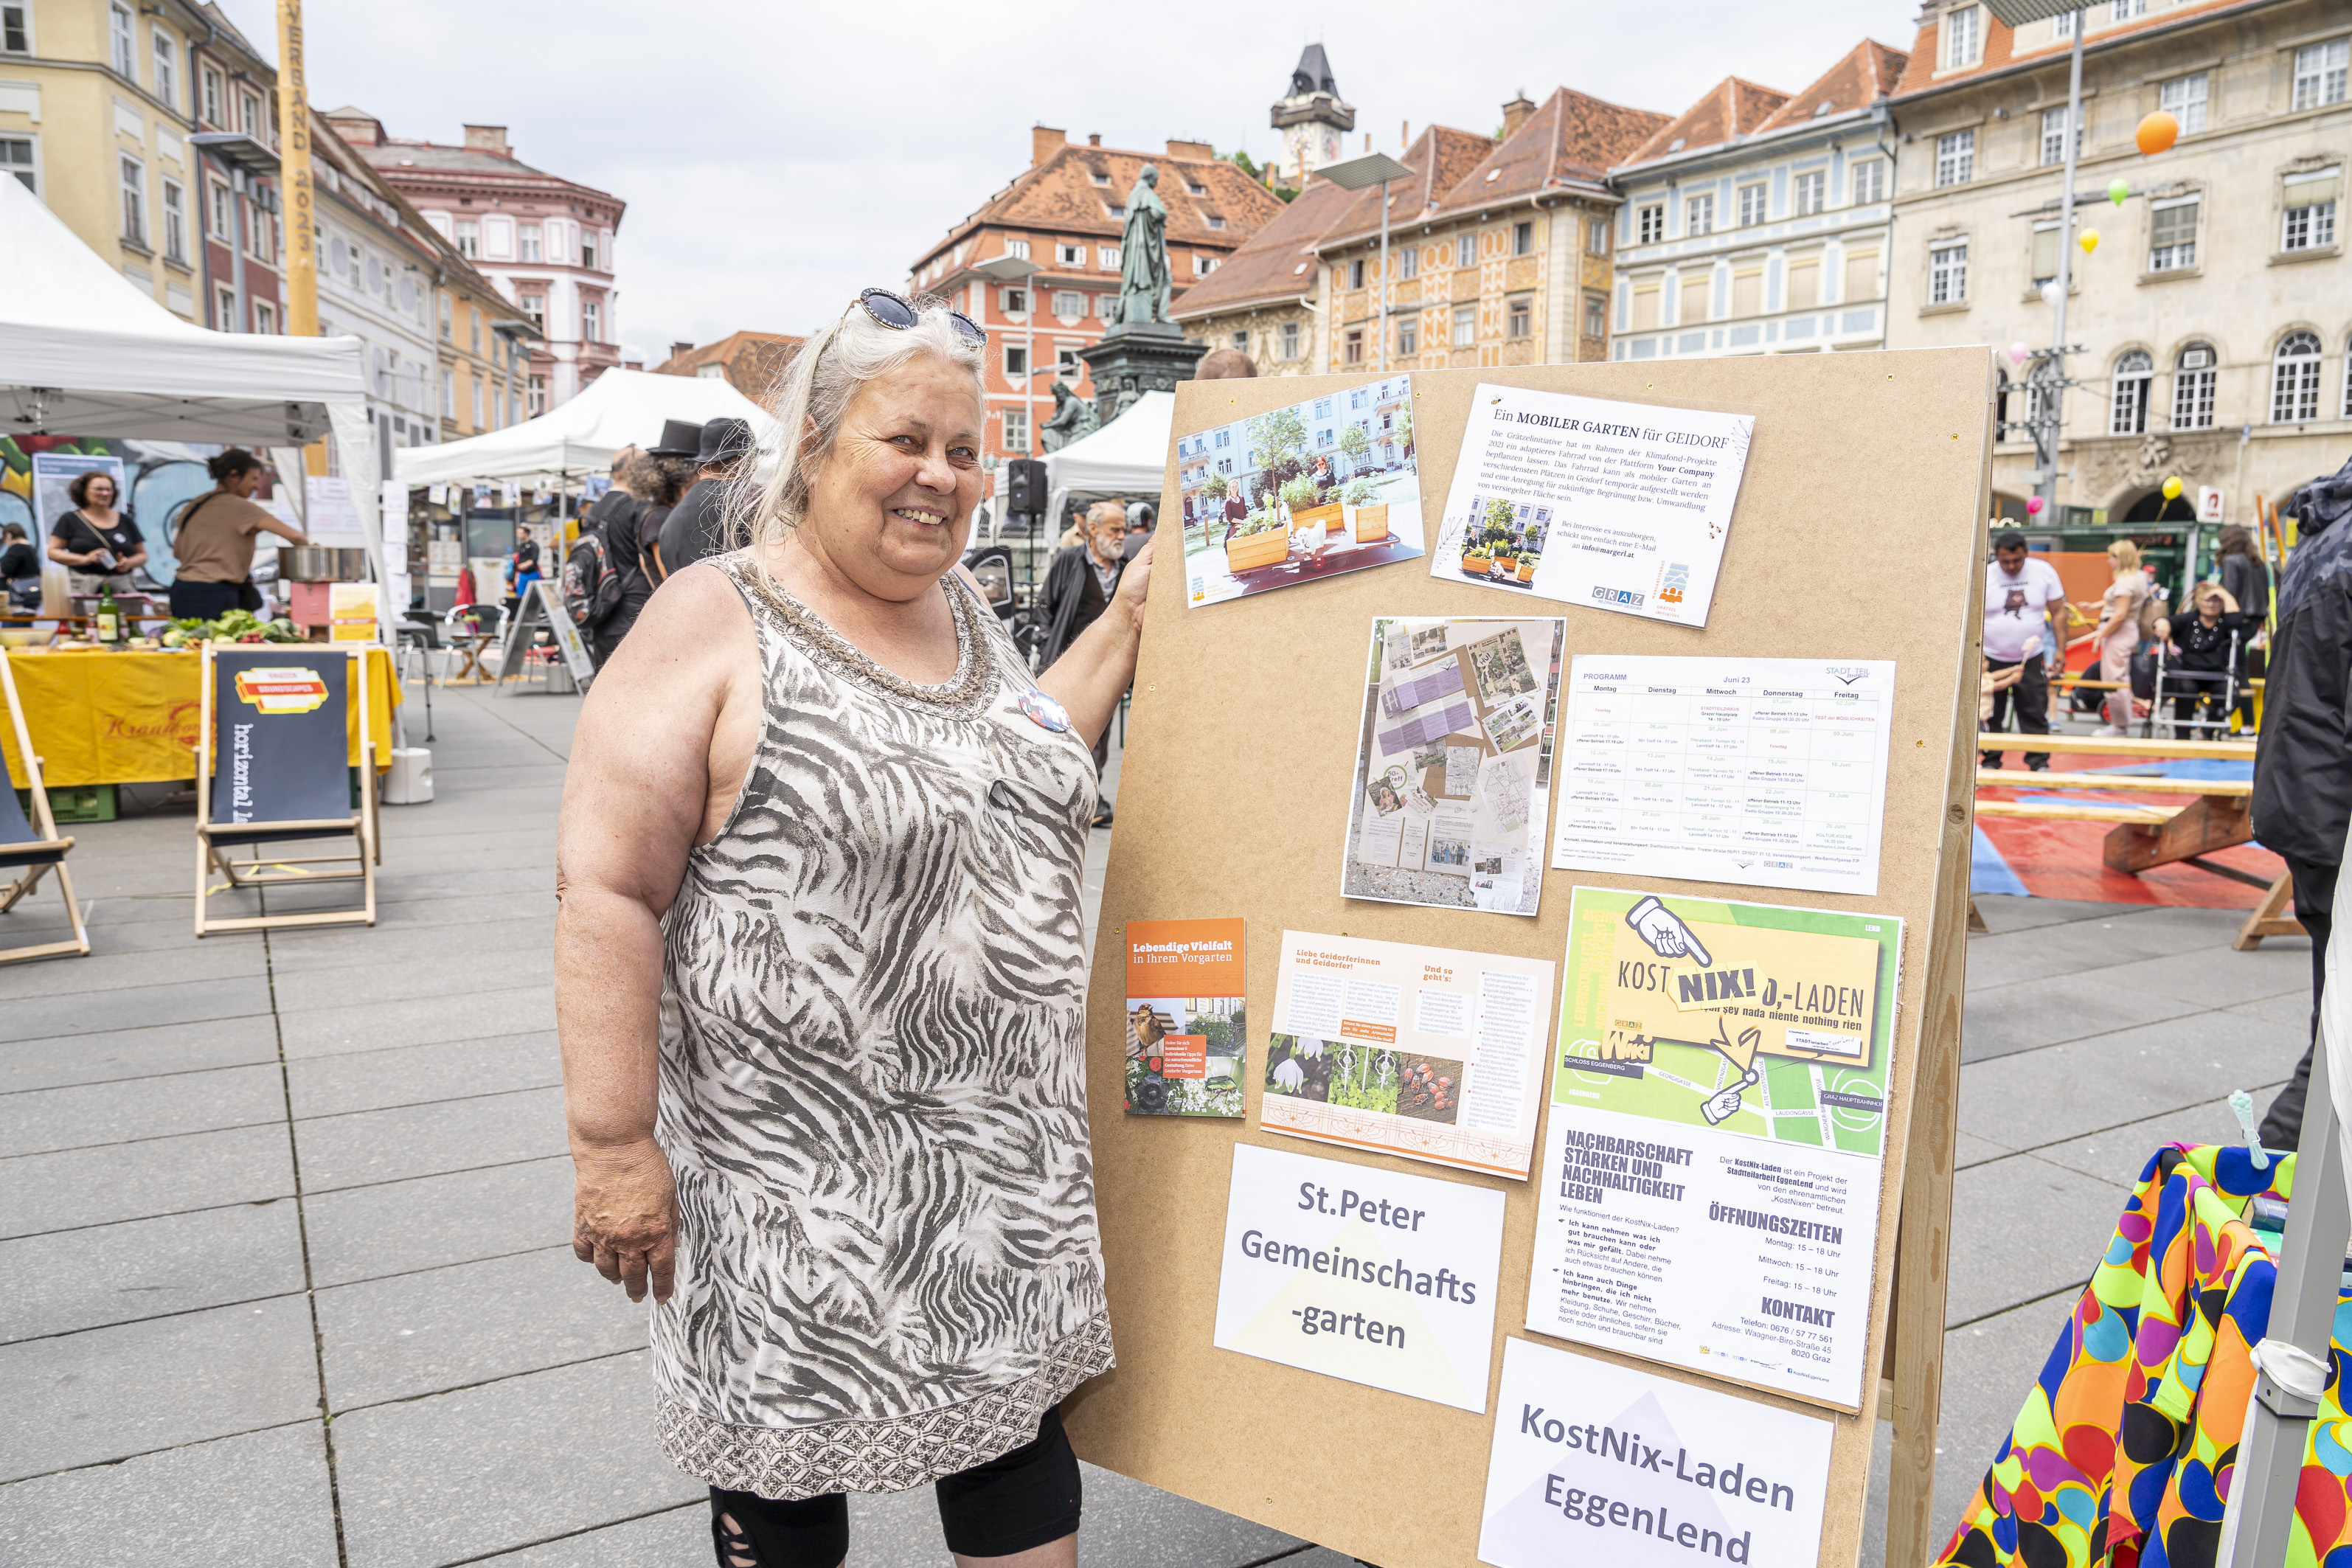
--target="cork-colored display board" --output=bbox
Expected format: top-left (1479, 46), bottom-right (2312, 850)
top-left (1065, 350), bottom-right (1993, 1568)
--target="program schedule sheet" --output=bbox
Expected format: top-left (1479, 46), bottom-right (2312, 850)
top-left (1550, 656), bottom-right (1896, 898)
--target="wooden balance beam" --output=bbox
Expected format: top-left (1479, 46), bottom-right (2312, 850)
top-left (1972, 747), bottom-right (2265, 887)
top-left (1977, 734), bottom-right (2257, 762)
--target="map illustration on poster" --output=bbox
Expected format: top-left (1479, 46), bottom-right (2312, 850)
top-left (1527, 887), bottom-right (1903, 1409)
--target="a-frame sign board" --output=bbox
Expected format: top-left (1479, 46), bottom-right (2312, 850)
top-left (1068, 348), bottom-right (1988, 1568)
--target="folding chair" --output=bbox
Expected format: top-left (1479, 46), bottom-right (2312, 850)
top-left (194, 645), bottom-right (377, 936)
top-left (0, 650), bottom-right (89, 963)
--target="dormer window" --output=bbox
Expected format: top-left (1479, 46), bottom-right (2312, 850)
top-left (1090, 170), bottom-right (1110, 186)
top-left (1187, 180), bottom-right (1207, 195)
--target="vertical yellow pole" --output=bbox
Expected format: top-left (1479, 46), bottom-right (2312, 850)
top-left (275, 0), bottom-right (318, 336)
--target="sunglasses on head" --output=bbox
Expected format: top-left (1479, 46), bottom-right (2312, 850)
top-left (853, 288), bottom-right (986, 348)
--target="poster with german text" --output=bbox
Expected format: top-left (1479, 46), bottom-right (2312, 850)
top-left (1526, 887), bottom-right (1901, 1411)
top-left (1429, 386), bottom-right (1753, 626)
top-left (1263, 929), bottom-right (1556, 1179)
top-left (1124, 918), bottom-right (1246, 1117)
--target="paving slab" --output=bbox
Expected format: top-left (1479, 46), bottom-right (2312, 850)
top-left (0, 1121), bottom-right (292, 1238)
top-left (0, 1061), bottom-right (285, 1157)
top-left (1959, 972), bottom-right (2195, 1064)
top-left (302, 1154), bottom-right (573, 1288)
top-left (269, 945), bottom-right (554, 1013)
top-left (299, 1085), bottom-right (567, 1193)
top-left (0, 971), bottom-right (274, 1044)
top-left (277, 988), bottom-right (556, 1060)
top-left (2090, 943), bottom-right (2314, 1009)
top-left (1953, 1128), bottom-right (2012, 1169)
top-left (0, 1196), bottom-right (307, 1342)
top-left (0, 1294), bottom-right (319, 1481)
top-left (0, 1418), bottom-right (339, 1568)
top-left (285, 1032), bottom-right (561, 1120)
top-left (319, 1246), bottom-right (647, 1412)
top-left (1929, 1293), bottom-right (2081, 1549)
top-left (0, 1013), bottom-right (278, 1093)
top-left (0, 937), bottom-right (269, 999)
top-left (2030, 1093), bottom-right (2286, 1182)
top-left (1943, 1154), bottom-right (2131, 1328)
top-left (1957, 1010), bottom-right (2305, 1150)
top-left (330, 1350), bottom-right (701, 1568)
top-left (265, 913), bottom-right (552, 974)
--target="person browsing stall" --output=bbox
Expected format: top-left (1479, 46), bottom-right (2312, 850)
top-left (1980, 531), bottom-right (2068, 771)
top-left (556, 288), bottom-right (1146, 1568)
top-left (1, 523), bottom-right (38, 611)
top-left (1040, 499), bottom-right (1130, 827)
top-left (167, 449), bottom-right (309, 620)
top-left (48, 471), bottom-right (147, 596)
top-left (656, 417), bottom-right (758, 579)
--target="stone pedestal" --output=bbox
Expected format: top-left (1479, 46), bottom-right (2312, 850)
top-left (1078, 322), bottom-right (1207, 426)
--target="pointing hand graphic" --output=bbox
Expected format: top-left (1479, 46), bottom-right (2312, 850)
top-left (1701, 1069), bottom-right (1760, 1126)
top-left (1625, 895), bottom-right (1714, 967)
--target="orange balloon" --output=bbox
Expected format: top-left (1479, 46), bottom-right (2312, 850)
top-left (2136, 111), bottom-right (2179, 156)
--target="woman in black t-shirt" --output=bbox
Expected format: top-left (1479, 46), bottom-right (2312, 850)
top-left (47, 470), bottom-right (147, 595)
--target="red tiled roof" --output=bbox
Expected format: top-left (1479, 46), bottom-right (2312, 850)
top-left (1752, 40), bottom-right (1909, 134)
top-left (1315, 124), bottom-right (1499, 249)
top-left (1889, 0), bottom-right (2252, 98)
top-left (1424, 88), bottom-right (1671, 223)
top-left (915, 142), bottom-right (1288, 271)
top-left (1170, 178), bottom-right (1355, 319)
top-left (1625, 77), bottom-right (1792, 164)
top-left (652, 331), bottom-right (805, 400)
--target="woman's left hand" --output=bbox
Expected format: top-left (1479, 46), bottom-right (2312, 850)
top-left (1115, 537), bottom-right (1154, 632)
top-left (571, 1136), bottom-right (677, 1304)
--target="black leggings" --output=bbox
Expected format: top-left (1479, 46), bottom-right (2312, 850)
top-left (710, 1404), bottom-right (1081, 1567)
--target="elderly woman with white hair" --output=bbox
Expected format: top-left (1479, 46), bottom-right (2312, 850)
top-left (555, 288), bottom-right (1148, 1568)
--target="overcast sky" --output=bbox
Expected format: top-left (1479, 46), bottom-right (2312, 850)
top-left (229, 0), bottom-right (1914, 364)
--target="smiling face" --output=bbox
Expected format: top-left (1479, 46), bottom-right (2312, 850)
top-left (83, 477), bottom-right (117, 509)
top-left (798, 355), bottom-right (984, 603)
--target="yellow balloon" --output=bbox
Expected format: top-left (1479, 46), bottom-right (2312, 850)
top-left (2078, 229), bottom-right (2101, 254)
top-left (2162, 476), bottom-right (2183, 501)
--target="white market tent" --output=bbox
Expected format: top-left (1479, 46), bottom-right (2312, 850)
top-left (1041, 390), bottom-right (1173, 527)
top-left (0, 174), bottom-right (364, 446)
top-left (392, 367), bottom-right (775, 489)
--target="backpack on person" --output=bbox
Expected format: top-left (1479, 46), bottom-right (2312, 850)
top-left (562, 531), bottom-right (625, 631)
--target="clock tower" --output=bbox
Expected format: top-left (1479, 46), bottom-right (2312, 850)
top-left (1270, 44), bottom-right (1355, 189)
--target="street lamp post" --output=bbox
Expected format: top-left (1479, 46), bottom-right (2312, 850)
top-left (1317, 152), bottom-right (1416, 376)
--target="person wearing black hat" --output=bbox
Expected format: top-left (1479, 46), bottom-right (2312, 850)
top-left (656, 417), bottom-right (757, 580)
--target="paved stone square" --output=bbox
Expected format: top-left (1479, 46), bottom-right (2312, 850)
top-left (0, 681), bottom-right (2311, 1566)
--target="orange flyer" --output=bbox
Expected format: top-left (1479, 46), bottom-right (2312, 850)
top-left (1124, 918), bottom-right (1245, 1117)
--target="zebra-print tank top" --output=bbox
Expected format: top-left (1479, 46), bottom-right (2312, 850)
top-left (650, 555), bottom-right (1114, 1498)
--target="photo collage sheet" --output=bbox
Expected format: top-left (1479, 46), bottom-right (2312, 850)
top-left (1342, 616), bottom-right (1567, 918)
top-left (1151, 375), bottom-right (1907, 1568)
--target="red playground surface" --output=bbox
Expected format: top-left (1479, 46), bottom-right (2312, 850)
top-left (1974, 749), bottom-right (2280, 910)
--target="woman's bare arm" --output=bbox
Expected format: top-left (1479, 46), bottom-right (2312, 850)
top-left (555, 565), bottom-right (758, 1302)
top-left (1038, 537), bottom-right (1153, 746)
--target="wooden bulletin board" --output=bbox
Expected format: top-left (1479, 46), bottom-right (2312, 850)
top-left (1064, 349), bottom-right (1994, 1568)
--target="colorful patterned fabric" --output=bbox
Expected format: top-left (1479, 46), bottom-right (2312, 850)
top-left (1935, 1142), bottom-right (2352, 1568)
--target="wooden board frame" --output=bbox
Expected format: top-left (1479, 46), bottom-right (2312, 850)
top-left (1066, 350), bottom-right (1992, 1568)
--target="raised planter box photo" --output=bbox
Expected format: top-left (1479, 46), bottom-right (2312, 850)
top-left (1226, 525), bottom-right (1290, 573)
top-left (1293, 502), bottom-right (1344, 535)
top-left (1350, 504), bottom-right (1390, 544)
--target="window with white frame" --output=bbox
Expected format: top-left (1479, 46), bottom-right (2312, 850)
top-left (519, 223), bottom-right (541, 262)
top-left (248, 198), bottom-right (273, 263)
top-left (1228, 331), bottom-right (1247, 353)
top-left (438, 292), bottom-right (452, 341)
top-left (201, 66), bottom-right (221, 126)
top-left (1685, 192), bottom-right (1715, 235)
top-left (1098, 245), bottom-right (1120, 268)
top-left (152, 30), bottom-right (176, 107)
top-left (1736, 184), bottom-right (1767, 226)
top-left (1002, 406), bottom-right (1029, 452)
top-left (109, 2), bottom-right (132, 77)
top-left (253, 299), bottom-right (273, 333)
top-left (1397, 319), bottom-right (1417, 356)
top-left (1003, 239), bottom-right (1030, 260)
top-left (2160, 72), bottom-right (2208, 135)
top-left (2272, 331), bottom-right (2323, 422)
top-left (1, 134), bottom-right (32, 195)
top-left (1637, 204), bottom-right (1663, 243)
top-left (209, 181), bottom-right (233, 243)
top-left (582, 297), bottom-right (600, 342)
top-left (2111, 0), bottom-right (2144, 18)
top-left (581, 234), bottom-right (597, 270)
top-left (1456, 233), bottom-right (1476, 268)
top-left (1280, 321), bottom-right (1300, 360)
top-left (1587, 218), bottom-right (1609, 254)
top-left (1342, 330), bottom-right (1364, 365)
top-left (1193, 254), bottom-right (1215, 276)
top-left (2030, 219), bottom-right (2062, 285)
top-left (1793, 170), bottom-right (1825, 216)
top-left (1936, 129), bottom-right (1975, 187)
top-left (455, 219), bottom-right (478, 259)
top-left (2293, 39), bottom-right (2348, 112)
top-left (1452, 305), bottom-right (1476, 348)
top-left (1513, 220), bottom-right (1533, 255)
top-left (2110, 350), bottom-right (2152, 434)
top-left (1003, 342), bottom-right (1028, 379)
top-left (472, 378), bottom-right (484, 429)
top-left (2283, 167), bottom-right (2339, 251)
top-left (161, 178), bottom-right (185, 263)
top-left (1095, 293), bottom-right (1116, 320)
top-left (2039, 107), bottom-right (2081, 167)
top-left (1850, 159), bottom-right (1886, 207)
top-left (441, 368), bottom-right (455, 419)
top-left (119, 155), bottom-right (145, 246)
top-left (1, 3), bottom-right (27, 52)
top-left (1399, 246), bottom-right (1418, 280)
top-left (237, 89), bottom-right (258, 137)
top-left (1929, 239), bottom-right (1968, 304)
top-left (214, 283), bottom-right (236, 330)
top-left (471, 311), bottom-right (481, 354)
top-left (1506, 295), bottom-right (1533, 339)
top-left (1585, 293), bottom-right (1607, 339)
top-left (2053, 7), bottom-right (2075, 36)
top-left (1349, 257), bottom-right (1365, 290)
top-left (528, 375), bottom-right (547, 416)
top-left (1055, 242), bottom-right (1083, 266)
top-left (1001, 286), bottom-right (1027, 313)
top-left (1943, 4), bottom-right (1982, 69)
top-left (1052, 289), bottom-right (1083, 316)
top-left (2148, 195), bottom-right (2198, 271)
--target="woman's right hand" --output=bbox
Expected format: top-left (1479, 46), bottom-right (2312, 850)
top-left (571, 1137), bottom-right (677, 1304)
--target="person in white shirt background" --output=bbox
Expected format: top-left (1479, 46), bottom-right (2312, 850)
top-left (1981, 530), bottom-right (2070, 771)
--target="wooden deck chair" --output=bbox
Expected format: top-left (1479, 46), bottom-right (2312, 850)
top-left (0, 650), bottom-right (89, 963)
top-left (195, 645), bottom-right (377, 936)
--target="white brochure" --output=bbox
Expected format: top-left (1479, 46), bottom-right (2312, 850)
top-left (1551, 655), bottom-right (1895, 898)
top-left (1429, 385), bottom-right (1754, 626)
top-left (1213, 1142), bottom-right (1505, 1413)
top-left (1477, 1337), bottom-right (1835, 1568)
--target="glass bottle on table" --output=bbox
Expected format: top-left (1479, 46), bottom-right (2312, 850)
top-left (95, 583), bottom-right (120, 645)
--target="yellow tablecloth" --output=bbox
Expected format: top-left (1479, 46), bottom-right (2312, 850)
top-left (1, 646), bottom-right (401, 787)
